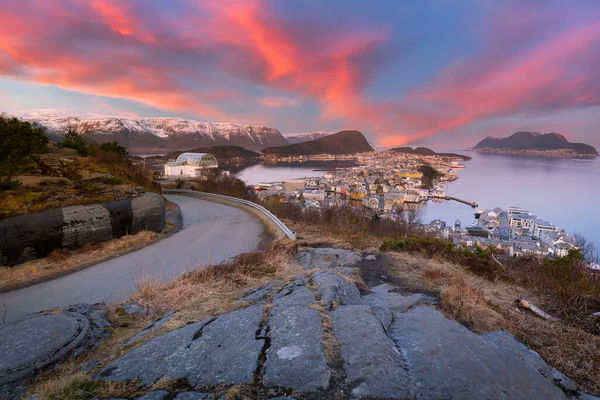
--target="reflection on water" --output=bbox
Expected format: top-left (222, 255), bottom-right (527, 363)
top-left (226, 160), bottom-right (358, 184)
top-left (231, 153), bottom-right (600, 247)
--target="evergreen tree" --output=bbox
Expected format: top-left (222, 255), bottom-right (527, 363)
top-left (0, 116), bottom-right (48, 189)
top-left (62, 129), bottom-right (89, 156)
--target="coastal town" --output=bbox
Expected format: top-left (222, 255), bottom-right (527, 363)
top-left (251, 150), bottom-right (585, 262)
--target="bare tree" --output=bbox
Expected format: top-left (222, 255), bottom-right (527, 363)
top-left (574, 233), bottom-right (599, 264)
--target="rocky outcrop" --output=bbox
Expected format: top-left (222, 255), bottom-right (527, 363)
top-left (0, 192), bottom-right (165, 266)
top-left (96, 248), bottom-right (591, 399)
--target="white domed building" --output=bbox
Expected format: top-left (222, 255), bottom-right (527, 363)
top-left (164, 153), bottom-right (218, 178)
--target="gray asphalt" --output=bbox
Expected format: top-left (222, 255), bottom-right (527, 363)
top-left (0, 195), bottom-right (267, 323)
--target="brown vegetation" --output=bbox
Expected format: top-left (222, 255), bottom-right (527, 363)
top-left (131, 241), bottom-right (299, 320)
top-left (0, 142), bottom-right (157, 218)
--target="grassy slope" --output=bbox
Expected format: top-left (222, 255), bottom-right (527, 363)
top-left (0, 142), bottom-right (152, 218)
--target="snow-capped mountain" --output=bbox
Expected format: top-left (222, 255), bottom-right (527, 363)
top-left (284, 131), bottom-right (334, 144)
top-left (1, 110), bottom-right (288, 153)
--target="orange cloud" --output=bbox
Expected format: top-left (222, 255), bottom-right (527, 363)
top-left (1, 0), bottom-right (599, 148)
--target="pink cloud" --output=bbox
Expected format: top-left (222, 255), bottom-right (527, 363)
top-left (0, 0), bottom-right (598, 148)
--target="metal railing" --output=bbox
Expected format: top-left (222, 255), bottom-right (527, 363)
top-left (164, 189), bottom-right (296, 241)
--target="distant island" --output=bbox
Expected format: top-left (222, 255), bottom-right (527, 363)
top-left (262, 130), bottom-right (374, 156)
top-left (389, 146), bottom-right (472, 161)
top-left (473, 131), bottom-right (598, 157)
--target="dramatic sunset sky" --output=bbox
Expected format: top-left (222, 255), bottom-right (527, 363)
top-left (1, 0), bottom-right (599, 149)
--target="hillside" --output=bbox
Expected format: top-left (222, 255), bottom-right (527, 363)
top-left (0, 142), bottom-right (149, 218)
top-left (262, 130), bottom-right (374, 156)
top-left (390, 146), bottom-right (472, 160)
top-left (0, 110), bottom-right (288, 153)
top-left (474, 132), bottom-right (598, 156)
top-left (284, 131), bottom-right (333, 144)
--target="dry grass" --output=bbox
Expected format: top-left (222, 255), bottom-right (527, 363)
top-left (0, 230), bottom-right (172, 292)
top-left (285, 219), bottom-right (381, 250)
top-left (33, 372), bottom-right (143, 400)
top-left (130, 241), bottom-right (300, 321)
top-left (385, 251), bottom-right (600, 395)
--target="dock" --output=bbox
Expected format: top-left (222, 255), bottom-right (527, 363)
top-left (445, 196), bottom-right (478, 208)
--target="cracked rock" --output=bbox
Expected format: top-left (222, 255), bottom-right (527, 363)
top-left (101, 318), bottom-right (213, 385)
top-left (333, 305), bottom-right (411, 399)
top-left (390, 306), bottom-right (568, 399)
top-left (362, 284), bottom-right (436, 328)
top-left (273, 282), bottom-right (316, 308)
top-left (264, 304), bottom-right (330, 392)
top-left (312, 270), bottom-right (361, 309)
top-left (239, 281), bottom-right (283, 304)
top-left (165, 306), bottom-right (264, 387)
top-left (124, 311), bottom-right (175, 347)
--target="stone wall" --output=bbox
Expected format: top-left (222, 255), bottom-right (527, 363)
top-left (0, 193), bottom-right (165, 266)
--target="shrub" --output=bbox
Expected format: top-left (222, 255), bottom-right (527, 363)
top-left (0, 116), bottom-right (48, 189)
top-left (62, 130), bottom-right (89, 156)
top-left (107, 176), bottom-right (123, 185)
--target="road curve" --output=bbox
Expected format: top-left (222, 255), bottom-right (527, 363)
top-left (0, 195), bottom-right (268, 323)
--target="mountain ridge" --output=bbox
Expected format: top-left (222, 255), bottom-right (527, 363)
top-left (262, 130), bottom-right (374, 156)
top-left (474, 131), bottom-right (598, 156)
top-left (284, 131), bottom-right (334, 144)
top-left (0, 110), bottom-right (288, 153)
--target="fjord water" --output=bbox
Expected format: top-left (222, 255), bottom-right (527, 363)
top-left (234, 154), bottom-right (600, 248)
top-left (423, 152), bottom-right (600, 248)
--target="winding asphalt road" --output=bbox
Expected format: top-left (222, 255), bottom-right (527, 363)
top-left (0, 195), bottom-right (268, 323)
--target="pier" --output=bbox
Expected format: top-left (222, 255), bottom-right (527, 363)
top-left (445, 196), bottom-right (478, 208)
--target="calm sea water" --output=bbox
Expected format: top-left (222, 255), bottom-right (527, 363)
top-left (232, 154), bottom-right (600, 247)
top-left (424, 152), bottom-right (600, 248)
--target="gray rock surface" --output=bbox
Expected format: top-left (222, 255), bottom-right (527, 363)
top-left (264, 305), bottom-right (330, 392)
top-left (136, 391), bottom-right (169, 400)
top-left (297, 247), bottom-right (361, 270)
top-left (312, 270), bottom-right (361, 309)
top-left (120, 303), bottom-right (146, 315)
top-left (166, 306), bottom-right (264, 387)
top-left (174, 393), bottom-right (215, 400)
top-left (239, 281), bottom-right (283, 304)
top-left (390, 306), bottom-right (568, 399)
top-left (483, 331), bottom-right (578, 394)
top-left (333, 305), bottom-right (411, 399)
top-left (362, 284), bottom-right (436, 328)
top-left (100, 318), bottom-right (214, 385)
top-left (273, 281), bottom-right (316, 308)
top-left (0, 312), bottom-right (90, 385)
top-left (124, 311), bottom-right (175, 347)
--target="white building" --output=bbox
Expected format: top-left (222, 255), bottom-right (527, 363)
top-left (164, 153), bottom-right (218, 178)
top-left (284, 179), bottom-right (305, 194)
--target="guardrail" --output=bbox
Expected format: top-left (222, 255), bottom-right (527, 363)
top-left (164, 189), bottom-right (296, 241)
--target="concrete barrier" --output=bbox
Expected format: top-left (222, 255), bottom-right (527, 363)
top-left (0, 193), bottom-right (165, 266)
top-left (164, 190), bottom-right (296, 241)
